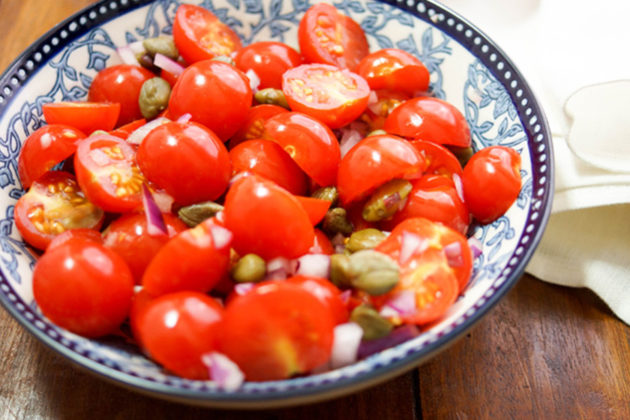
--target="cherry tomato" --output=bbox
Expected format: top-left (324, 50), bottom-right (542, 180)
top-left (168, 60), bottom-right (252, 141)
top-left (219, 281), bottom-right (335, 381)
top-left (360, 89), bottom-right (410, 131)
top-left (109, 118), bottom-right (146, 140)
top-left (309, 228), bottom-right (334, 255)
top-left (264, 112), bottom-right (340, 187)
top-left (129, 287), bottom-right (154, 347)
top-left (88, 64), bottom-right (155, 126)
top-left (282, 64), bottom-right (370, 129)
top-left (47, 228), bottom-right (103, 251)
top-left (287, 275), bottom-right (349, 325)
top-left (384, 97), bottom-right (471, 147)
top-left (172, 3), bottom-right (242, 64)
top-left (356, 49), bottom-right (430, 94)
top-left (102, 213), bottom-right (187, 284)
top-left (337, 134), bottom-right (425, 205)
top-left (462, 146), bottom-right (522, 224)
top-left (229, 104), bottom-right (288, 148)
top-left (142, 218), bottom-right (232, 297)
top-left (42, 102), bottom-right (120, 135)
top-left (135, 291), bottom-right (224, 379)
top-left (298, 3), bottom-right (369, 71)
top-left (409, 139), bottom-right (463, 178)
top-left (223, 175), bottom-right (314, 260)
top-left (15, 171), bottom-right (104, 250)
top-left (18, 124), bottom-right (85, 189)
top-left (160, 68), bottom-right (179, 87)
top-left (137, 121), bottom-right (231, 206)
top-left (295, 196), bottom-right (331, 225)
top-left (229, 139), bottom-right (308, 196)
top-left (74, 133), bottom-right (146, 213)
top-left (32, 237), bottom-right (134, 337)
top-left (234, 41), bottom-right (303, 89)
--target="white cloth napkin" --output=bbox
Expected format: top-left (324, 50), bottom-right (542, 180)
top-left (438, 0), bottom-right (630, 324)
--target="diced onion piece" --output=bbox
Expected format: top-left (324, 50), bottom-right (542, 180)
top-left (443, 241), bottom-right (463, 268)
top-left (468, 236), bottom-right (483, 259)
top-left (141, 184), bottom-right (168, 236)
top-left (210, 225), bottom-right (232, 250)
top-left (399, 231), bottom-right (428, 265)
top-left (177, 113), bottom-right (192, 124)
top-left (117, 45), bottom-right (139, 66)
top-left (367, 90), bottom-right (378, 106)
top-left (245, 69), bottom-right (260, 92)
top-left (128, 41), bottom-right (145, 55)
top-left (202, 352), bottom-right (245, 391)
top-left (295, 254), bottom-right (331, 278)
top-left (266, 257), bottom-right (292, 280)
top-left (339, 127), bottom-right (363, 158)
top-left (339, 289), bottom-right (351, 304)
top-left (126, 117), bottom-right (170, 145)
top-left (380, 290), bottom-right (416, 317)
top-left (151, 189), bottom-right (174, 213)
top-left (233, 282), bottom-right (255, 296)
top-left (330, 322), bottom-right (363, 369)
top-left (357, 325), bottom-right (420, 359)
top-left (153, 53), bottom-right (185, 76)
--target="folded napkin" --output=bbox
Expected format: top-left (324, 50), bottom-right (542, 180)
top-left (438, 0), bottom-right (630, 324)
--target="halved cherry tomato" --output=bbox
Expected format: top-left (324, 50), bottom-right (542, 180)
top-left (409, 139), bottom-right (463, 178)
top-left (219, 281), bottom-right (335, 381)
top-left (234, 41), bottom-right (303, 90)
top-left (229, 139), bottom-right (308, 196)
top-left (282, 64), bottom-right (370, 129)
top-left (46, 228), bottom-right (103, 251)
top-left (32, 237), bottom-right (134, 337)
top-left (18, 124), bottom-right (85, 189)
top-left (356, 49), bottom-right (430, 94)
top-left (264, 112), bottom-right (340, 187)
top-left (109, 118), bottom-right (146, 140)
top-left (309, 228), bottom-right (334, 255)
top-left (360, 89), bottom-right (410, 131)
top-left (462, 146), bottom-right (522, 224)
top-left (286, 275), bottom-right (349, 325)
top-left (298, 3), bottom-right (369, 71)
top-left (169, 60), bottom-right (252, 141)
top-left (129, 288), bottom-right (153, 347)
top-left (15, 171), bottom-right (104, 250)
top-left (88, 64), bottom-right (155, 126)
top-left (229, 104), bottom-right (288, 148)
top-left (160, 69), bottom-right (179, 87)
top-left (172, 3), bottom-right (242, 64)
top-left (74, 133), bottom-right (146, 213)
top-left (295, 196), bottom-right (331, 225)
top-left (42, 102), bottom-right (120, 135)
top-left (137, 121), bottom-right (231, 205)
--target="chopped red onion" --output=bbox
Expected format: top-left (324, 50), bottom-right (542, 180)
top-left (215, 210), bottom-right (225, 224)
top-left (266, 257), bottom-right (292, 280)
top-left (380, 290), bottom-right (416, 318)
top-left (330, 322), bottom-right (363, 369)
top-left (245, 69), bottom-right (261, 92)
top-left (295, 254), bottom-right (331, 278)
top-left (141, 184), bottom-right (167, 236)
top-left (151, 189), bottom-right (174, 213)
top-left (357, 325), bottom-right (420, 359)
top-left (126, 117), bottom-right (170, 145)
top-left (339, 289), bottom-right (351, 304)
top-left (468, 236), bottom-right (483, 259)
top-left (443, 241), bottom-right (463, 268)
top-left (176, 113), bottom-right (192, 124)
top-left (339, 127), bottom-right (363, 158)
top-left (210, 225), bottom-right (232, 250)
top-left (202, 352), bottom-right (245, 391)
top-left (117, 45), bottom-right (139, 66)
top-left (452, 173), bottom-right (465, 202)
top-left (399, 231), bottom-right (428, 265)
top-left (367, 90), bottom-right (378, 106)
top-left (233, 282), bottom-right (255, 296)
top-left (128, 41), bottom-right (145, 55)
top-left (153, 53), bottom-right (185, 76)
top-left (331, 233), bottom-right (346, 254)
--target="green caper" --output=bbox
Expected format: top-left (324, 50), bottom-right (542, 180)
top-left (211, 55), bottom-right (236, 66)
top-left (362, 178), bottom-right (413, 222)
top-left (348, 250), bottom-right (399, 296)
top-left (311, 186), bottom-right (339, 207)
top-left (330, 253), bottom-right (352, 288)
top-left (89, 130), bottom-right (109, 137)
top-left (322, 207), bottom-right (353, 236)
top-left (254, 88), bottom-right (290, 109)
top-left (366, 129), bottom-right (387, 137)
top-left (138, 77), bottom-right (171, 119)
top-left (231, 253), bottom-right (266, 283)
top-left (142, 36), bottom-right (179, 60)
top-left (350, 304), bottom-right (393, 340)
top-left (346, 228), bottom-right (387, 253)
top-left (448, 145), bottom-right (475, 168)
top-left (177, 201), bottom-right (224, 227)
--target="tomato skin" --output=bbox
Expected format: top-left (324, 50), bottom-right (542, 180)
top-left (169, 60), bottom-right (253, 141)
top-left (309, 228), bottom-right (334, 255)
top-left (137, 121), bottom-right (231, 206)
top-left (286, 275), bottom-right (349, 325)
top-left (32, 238), bottom-right (134, 337)
top-left (18, 124), bottom-right (85, 189)
top-left (264, 112), bottom-right (341, 187)
top-left (135, 291), bottom-right (224, 379)
top-left (218, 281), bottom-right (335, 381)
top-left (15, 171), bottom-right (104, 250)
top-left (356, 49), bottom-right (430, 94)
top-left (295, 196), bottom-right (331, 225)
top-left (462, 146), bottom-right (522, 224)
top-left (172, 4), bottom-right (242, 64)
top-left (47, 228), bottom-right (103, 251)
top-left (223, 175), bottom-right (314, 260)
top-left (109, 118), bottom-right (146, 140)
top-left (298, 3), bottom-right (369, 71)
top-left (234, 41), bottom-right (303, 89)
top-left (409, 139), bottom-right (463, 178)
top-left (229, 139), bottom-right (308, 196)
top-left (42, 102), bottom-right (120, 135)
top-left (384, 97), bottom-right (471, 147)
top-left (229, 105), bottom-right (289, 148)
top-left (88, 64), bottom-right (155, 126)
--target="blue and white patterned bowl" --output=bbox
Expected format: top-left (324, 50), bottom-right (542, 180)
top-left (0, 0), bottom-right (553, 408)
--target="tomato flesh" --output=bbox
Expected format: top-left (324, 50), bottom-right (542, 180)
top-left (229, 104), bottom-right (289, 148)
top-left (356, 49), bottom-right (430, 94)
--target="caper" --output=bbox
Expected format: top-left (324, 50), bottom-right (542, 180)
top-left (137, 52), bottom-right (158, 71)
top-left (350, 304), bottom-right (393, 340)
top-left (311, 186), bottom-right (339, 207)
top-left (330, 254), bottom-right (352, 288)
top-left (362, 178), bottom-right (413, 222)
top-left (254, 88), bottom-right (290, 109)
top-left (231, 253), bottom-right (266, 283)
top-left (346, 228), bottom-right (387, 253)
top-left (211, 55), bottom-right (236, 66)
top-left (366, 129), bottom-right (387, 137)
top-left (348, 250), bottom-right (399, 296)
top-left (448, 145), bottom-right (475, 168)
top-left (138, 77), bottom-right (171, 120)
top-left (322, 207), bottom-right (353, 236)
top-left (177, 201), bottom-right (224, 227)
top-left (142, 36), bottom-right (179, 60)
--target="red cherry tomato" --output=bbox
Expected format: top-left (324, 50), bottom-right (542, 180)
top-left (137, 121), bottom-right (231, 206)
top-left (42, 102), bottom-right (120, 135)
top-left (462, 146), bottom-right (522, 224)
top-left (229, 104), bottom-right (288, 148)
top-left (309, 228), bottom-right (334, 255)
top-left (18, 124), bottom-right (85, 189)
top-left (282, 64), bottom-right (370, 129)
top-left (109, 118), bottom-right (146, 140)
top-left (295, 196), bottom-right (331, 225)
top-left (384, 97), bottom-right (471, 147)
top-left (409, 139), bottom-right (463, 178)
top-left (286, 275), bottom-right (349, 325)
top-left (234, 41), bottom-right (303, 89)
top-left (356, 49), bottom-right (430, 94)
top-left (172, 4), bottom-right (242, 64)
top-left (298, 3), bottom-right (369, 71)
top-left (103, 213), bottom-right (187, 284)
top-left (219, 281), bottom-right (335, 381)
top-left (15, 171), bottom-right (104, 250)
top-left (32, 237), bottom-right (134, 337)
top-left (168, 60), bottom-right (253, 141)
top-left (337, 134), bottom-right (425, 205)
top-left (229, 139), bottom-right (308, 196)
top-left (47, 228), bottom-right (103, 251)
top-left (135, 291), bottom-right (224, 379)
top-left (223, 175), bottom-right (314, 260)
top-left (264, 112), bottom-right (340, 187)
top-left (74, 133), bottom-right (146, 213)
top-left (88, 64), bottom-right (155, 126)
top-left (129, 287), bottom-right (153, 347)
top-left (360, 89), bottom-right (410, 131)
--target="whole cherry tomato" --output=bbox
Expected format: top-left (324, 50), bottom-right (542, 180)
top-left (42, 102), bottom-right (120, 135)
top-left (295, 196), bottom-right (331, 225)
top-left (234, 41), bottom-right (303, 89)
top-left (229, 104), bottom-right (288, 148)
top-left (356, 49), bottom-right (430, 95)
top-left (286, 275), bottom-right (349, 325)
top-left (46, 228), bottom-right (102, 252)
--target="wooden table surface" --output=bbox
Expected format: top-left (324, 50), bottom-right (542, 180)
top-left (1, 1), bottom-right (629, 419)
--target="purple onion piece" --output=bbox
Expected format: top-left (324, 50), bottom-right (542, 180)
top-left (468, 236), bottom-right (483, 259)
top-left (141, 184), bottom-right (167, 236)
top-left (443, 241), bottom-right (464, 268)
top-left (153, 53), bottom-right (184, 76)
top-left (330, 322), bottom-right (363, 369)
top-left (117, 45), bottom-right (139, 66)
top-left (176, 113), bottom-right (192, 124)
top-left (295, 254), bottom-right (331, 278)
top-left (357, 324), bottom-right (420, 359)
top-left (201, 352), bottom-right (244, 391)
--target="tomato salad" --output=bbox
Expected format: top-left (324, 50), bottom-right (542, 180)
top-left (16, 3), bottom-right (522, 388)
